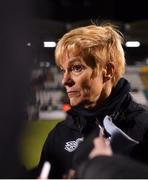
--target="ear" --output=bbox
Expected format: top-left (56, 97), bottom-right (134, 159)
top-left (102, 63), bottom-right (114, 82)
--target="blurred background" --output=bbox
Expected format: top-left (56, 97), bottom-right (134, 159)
top-left (1, 0), bottom-right (148, 176)
top-left (27, 0), bottom-right (148, 121)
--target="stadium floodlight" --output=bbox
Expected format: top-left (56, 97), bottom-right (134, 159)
top-left (125, 41), bottom-right (140, 47)
top-left (44, 41), bottom-right (56, 48)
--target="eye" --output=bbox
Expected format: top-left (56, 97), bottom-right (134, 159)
top-left (58, 67), bottom-right (65, 74)
top-left (71, 64), bottom-right (84, 73)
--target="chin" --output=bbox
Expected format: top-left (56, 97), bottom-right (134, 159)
top-left (70, 102), bottom-right (80, 107)
top-left (70, 99), bottom-right (95, 109)
top-left (69, 99), bottom-right (81, 107)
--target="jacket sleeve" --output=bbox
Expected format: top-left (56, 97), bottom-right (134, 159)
top-left (38, 122), bottom-right (66, 178)
top-left (37, 128), bottom-right (55, 170)
top-left (29, 123), bottom-right (61, 178)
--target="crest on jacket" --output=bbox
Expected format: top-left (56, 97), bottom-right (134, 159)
top-left (64, 137), bottom-right (84, 152)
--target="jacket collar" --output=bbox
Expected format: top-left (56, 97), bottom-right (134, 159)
top-left (67, 78), bottom-right (131, 120)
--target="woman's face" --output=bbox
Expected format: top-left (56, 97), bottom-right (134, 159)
top-left (59, 56), bottom-right (105, 108)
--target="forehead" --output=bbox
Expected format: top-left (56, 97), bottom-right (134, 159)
top-left (57, 49), bottom-right (98, 70)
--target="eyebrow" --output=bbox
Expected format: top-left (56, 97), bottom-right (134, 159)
top-left (67, 57), bottom-right (83, 66)
top-left (59, 56), bottom-right (84, 70)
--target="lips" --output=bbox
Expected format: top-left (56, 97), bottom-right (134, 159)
top-left (67, 91), bottom-right (80, 97)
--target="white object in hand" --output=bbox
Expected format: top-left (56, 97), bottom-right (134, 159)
top-left (40, 161), bottom-right (51, 179)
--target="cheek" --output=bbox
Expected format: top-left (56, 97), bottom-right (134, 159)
top-left (81, 78), bottom-right (102, 99)
top-left (80, 79), bottom-right (92, 96)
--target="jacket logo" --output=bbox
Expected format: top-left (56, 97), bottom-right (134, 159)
top-left (64, 137), bottom-right (84, 152)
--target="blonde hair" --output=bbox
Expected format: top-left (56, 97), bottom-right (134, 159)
top-left (55, 23), bottom-right (125, 85)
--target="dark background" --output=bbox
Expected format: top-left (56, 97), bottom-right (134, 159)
top-left (34, 0), bottom-right (148, 22)
top-left (30, 0), bottom-right (148, 65)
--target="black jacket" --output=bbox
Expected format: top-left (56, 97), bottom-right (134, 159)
top-left (36, 78), bottom-right (148, 178)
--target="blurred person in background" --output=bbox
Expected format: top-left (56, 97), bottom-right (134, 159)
top-left (33, 23), bottom-right (148, 178)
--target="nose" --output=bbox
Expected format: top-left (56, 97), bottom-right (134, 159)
top-left (62, 72), bottom-right (74, 87)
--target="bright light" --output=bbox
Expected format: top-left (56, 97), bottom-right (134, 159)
top-left (125, 41), bottom-right (140, 47)
top-left (44, 41), bottom-right (56, 48)
top-left (26, 42), bottom-right (31, 47)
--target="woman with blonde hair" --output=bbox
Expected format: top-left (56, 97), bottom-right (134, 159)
top-left (34, 23), bottom-right (148, 178)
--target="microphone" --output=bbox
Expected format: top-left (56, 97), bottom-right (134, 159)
top-left (40, 161), bottom-right (51, 179)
